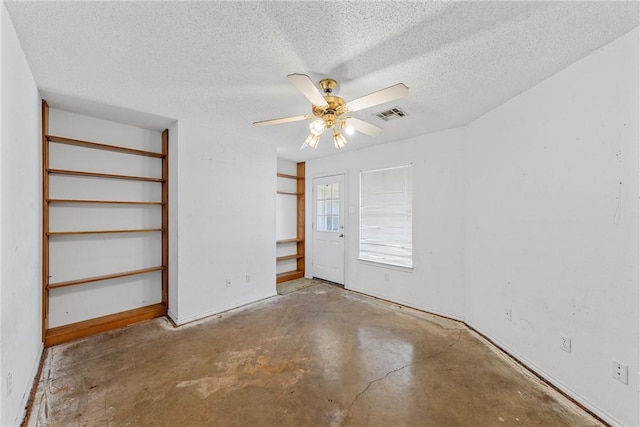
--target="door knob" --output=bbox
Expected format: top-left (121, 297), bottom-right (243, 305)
top-left (339, 234), bottom-right (344, 237)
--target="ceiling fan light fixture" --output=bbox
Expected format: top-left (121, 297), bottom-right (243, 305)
top-left (305, 133), bottom-right (321, 149)
top-left (339, 118), bottom-right (355, 135)
top-left (333, 131), bottom-right (347, 149)
top-left (309, 119), bottom-right (325, 136)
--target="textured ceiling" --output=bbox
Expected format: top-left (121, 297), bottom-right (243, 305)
top-left (4, 1), bottom-right (639, 161)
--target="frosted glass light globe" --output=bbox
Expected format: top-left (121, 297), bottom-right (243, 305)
top-left (309, 119), bottom-right (325, 136)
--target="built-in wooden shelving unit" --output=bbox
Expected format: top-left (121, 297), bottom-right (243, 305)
top-left (276, 162), bottom-right (305, 284)
top-left (42, 100), bottom-right (169, 346)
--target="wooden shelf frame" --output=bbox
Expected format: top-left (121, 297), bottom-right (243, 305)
top-left (41, 101), bottom-right (169, 346)
top-left (276, 162), bottom-right (305, 284)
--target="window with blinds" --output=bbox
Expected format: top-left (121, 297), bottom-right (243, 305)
top-left (359, 164), bottom-right (413, 268)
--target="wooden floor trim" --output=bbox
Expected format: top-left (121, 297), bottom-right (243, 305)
top-left (45, 303), bottom-right (167, 347)
top-left (276, 270), bottom-right (304, 284)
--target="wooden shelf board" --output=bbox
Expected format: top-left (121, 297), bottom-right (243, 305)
top-left (277, 173), bottom-right (303, 180)
top-left (48, 168), bottom-right (164, 183)
top-left (48, 228), bottom-right (164, 236)
top-left (276, 238), bottom-right (304, 244)
top-left (48, 266), bottom-right (166, 289)
top-left (47, 135), bottom-right (165, 158)
top-left (45, 303), bottom-right (167, 347)
top-left (48, 199), bottom-right (163, 205)
top-left (277, 191), bottom-right (302, 195)
top-left (276, 270), bottom-right (304, 284)
top-left (276, 254), bottom-right (304, 262)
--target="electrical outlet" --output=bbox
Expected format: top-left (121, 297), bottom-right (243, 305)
top-left (6, 373), bottom-right (12, 397)
top-left (225, 280), bottom-right (231, 287)
top-left (612, 361), bottom-right (628, 384)
top-left (245, 275), bottom-right (251, 283)
top-left (504, 309), bottom-right (512, 322)
top-left (560, 336), bottom-right (571, 353)
top-left (384, 273), bottom-right (390, 281)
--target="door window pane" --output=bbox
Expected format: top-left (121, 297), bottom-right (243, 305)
top-left (316, 182), bottom-right (340, 233)
top-left (331, 200), bottom-right (340, 215)
top-left (325, 216), bottom-right (333, 231)
top-left (331, 183), bottom-right (339, 198)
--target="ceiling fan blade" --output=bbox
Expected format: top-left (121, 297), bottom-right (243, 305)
top-left (346, 83), bottom-right (409, 112)
top-left (253, 115), bottom-right (310, 127)
top-left (287, 74), bottom-right (329, 107)
top-left (347, 117), bottom-right (383, 137)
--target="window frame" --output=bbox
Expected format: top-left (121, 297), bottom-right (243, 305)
top-left (358, 164), bottom-right (413, 270)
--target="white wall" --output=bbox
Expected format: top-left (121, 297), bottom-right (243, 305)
top-left (465, 28), bottom-right (639, 426)
top-left (168, 120), bottom-right (276, 325)
top-left (0, 3), bottom-right (43, 425)
top-left (167, 121), bottom-right (179, 320)
top-left (47, 109), bottom-right (164, 327)
top-left (306, 128), bottom-right (467, 320)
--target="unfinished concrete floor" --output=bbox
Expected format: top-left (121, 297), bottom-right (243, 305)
top-left (28, 282), bottom-right (601, 426)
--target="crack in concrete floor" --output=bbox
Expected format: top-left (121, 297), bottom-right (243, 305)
top-left (347, 330), bottom-right (463, 412)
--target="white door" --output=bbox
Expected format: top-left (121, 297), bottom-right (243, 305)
top-left (312, 175), bottom-right (345, 284)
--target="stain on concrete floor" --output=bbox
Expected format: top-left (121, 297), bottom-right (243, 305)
top-left (276, 277), bottom-right (326, 295)
top-left (26, 282), bottom-right (601, 427)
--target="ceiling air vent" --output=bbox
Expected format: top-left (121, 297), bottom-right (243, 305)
top-left (374, 106), bottom-right (407, 121)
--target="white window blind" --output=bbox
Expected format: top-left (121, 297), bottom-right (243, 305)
top-left (359, 164), bottom-right (413, 268)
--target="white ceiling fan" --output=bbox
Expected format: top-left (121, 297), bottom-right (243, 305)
top-left (253, 74), bottom-right (409, 149)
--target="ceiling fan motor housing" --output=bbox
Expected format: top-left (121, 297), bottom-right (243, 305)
top-left (312, 95), bottom-right (347, 128)
top-left (319, 78), bottom-right (338, 94)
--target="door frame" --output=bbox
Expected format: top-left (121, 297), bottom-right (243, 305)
top-left (309, 171), bottom-right (348, 286)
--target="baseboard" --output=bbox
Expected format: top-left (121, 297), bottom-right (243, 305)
top-left (171, 292), bottom-right (278, 326)
top-left (345, 285), bottom-right (464, 322)
top-left (17, 343), bottom-right (44, 427)
top-left (167, 309), bottom-right (178, 325)
top-left (463, 320), bottom-right (617, 427)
